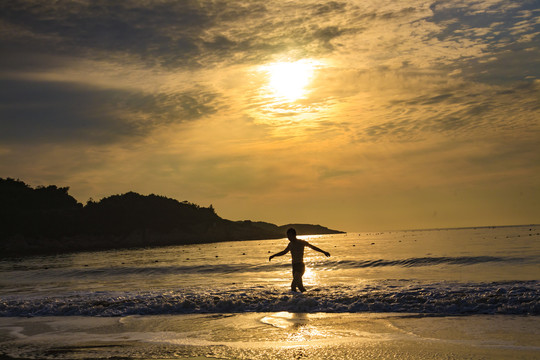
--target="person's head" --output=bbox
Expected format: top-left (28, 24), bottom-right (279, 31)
top-left (286, 227), bottom-right (297, 241)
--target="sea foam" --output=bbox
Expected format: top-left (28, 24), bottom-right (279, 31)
top-left (1, 281), bottom-right (537, 317)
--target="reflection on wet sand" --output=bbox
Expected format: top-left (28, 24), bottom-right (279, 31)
top-left (1, 313), bottom-right (538, 359)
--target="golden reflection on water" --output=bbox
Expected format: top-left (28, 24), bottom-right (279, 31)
top-left (261, 312), bottom-right (327, 345)
top-left (302, 266), bottom-right (318, 286)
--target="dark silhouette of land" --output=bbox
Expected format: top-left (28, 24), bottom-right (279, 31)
top-left (0, 178), bottom-right (343, 257)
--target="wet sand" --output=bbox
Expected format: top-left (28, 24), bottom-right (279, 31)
top-left (1, 313), bottom-right (538, 359)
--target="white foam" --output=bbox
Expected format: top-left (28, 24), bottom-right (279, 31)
top-left (0, 280), bottom-right (538, 317)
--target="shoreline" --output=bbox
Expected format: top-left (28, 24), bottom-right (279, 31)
top-left (1, 312), bottom-right (538, 359)
top-left (3, 223), bottom-right (537, 259)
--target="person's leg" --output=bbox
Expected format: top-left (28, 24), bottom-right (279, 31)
top-left (291, 263), bottom-right (298, 291)
top-left (297, 273), bottom-right (306, 292)
top-left (292, 271), bottom-right (303, 292)
top-left (291, 276), bottom-right (298, 292)
top-left (294, 263), bottom-right (306, 292)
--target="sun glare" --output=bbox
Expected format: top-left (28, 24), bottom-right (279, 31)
top-left (263, 60), bottom-right (320, 101)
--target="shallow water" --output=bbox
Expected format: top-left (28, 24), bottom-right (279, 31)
top-left (0, 225), bottom-right (539, 316)
top-left (0, 225), bottom-right (539, 359)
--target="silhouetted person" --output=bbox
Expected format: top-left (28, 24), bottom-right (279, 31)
top-left (269, 228), bottom-right (330, 292)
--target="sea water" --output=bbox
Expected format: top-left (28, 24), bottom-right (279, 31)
top-left (0, 225), bottom-right (539, 359)
top-left (1, 225), bottom-right (538, 316)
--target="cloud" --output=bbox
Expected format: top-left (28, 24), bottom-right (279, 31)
top-left (424, 0), bottom-right (540, 80)
top-left (0, 78), bottom-right (219, 144)
top-left (358, 79), bottom-right (540, 141)
top-left (0, 0), bottom-right (361, 71)
top-left (0, 0), bottom-right (538, 230)
top-left (2, 0), bottom-right (537, 75)
top-left (0, 0), bottom-right (213, 66)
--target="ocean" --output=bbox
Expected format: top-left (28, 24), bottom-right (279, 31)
top-left (1, 225), bottom-right (539, 359)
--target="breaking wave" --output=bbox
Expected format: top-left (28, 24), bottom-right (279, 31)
top-left (1, 281), bottom-right (538, 317)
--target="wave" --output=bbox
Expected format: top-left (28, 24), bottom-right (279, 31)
top-left (1, 281), bottom-right (538, 317)
top-left (6, 256), bottom-right (529, 279)
top-left (329, 256), bottom-right (530, 269)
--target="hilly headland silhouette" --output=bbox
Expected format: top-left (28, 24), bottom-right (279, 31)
top-left (0, 178), bottom-right (343, 257)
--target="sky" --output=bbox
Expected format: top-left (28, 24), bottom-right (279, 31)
top-left (1, 0), bottom-right (539, 232)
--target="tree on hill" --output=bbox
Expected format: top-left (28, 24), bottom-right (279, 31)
top-left (83, 192), bottom-right (221, 236)
top-left (0, 178), bottom-right (82, 239)
top-left (0, 178), bottom-right (81, 212)
top-left (0, 178), bottom-right (343, 256)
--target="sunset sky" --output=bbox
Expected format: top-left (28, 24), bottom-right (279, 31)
top-left (1, 0), bottom-right (539, 231)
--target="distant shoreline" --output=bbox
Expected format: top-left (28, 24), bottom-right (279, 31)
top-left (0, 228), bottom-right (345, 258)
top-left (394, 224), bottom-right (540, 233)
top-left (3, 178), bottom-right (534, 258)
top-left (0, 177), bottom-right (343, 258)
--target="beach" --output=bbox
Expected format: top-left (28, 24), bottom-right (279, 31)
top-left (2, 0), bottom-right (539, 357)
top-left (1, 226), bottom-right (539, 359)
top-left (1, 313), bottom-right (539, 359)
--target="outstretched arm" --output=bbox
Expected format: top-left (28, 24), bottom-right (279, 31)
top-left (269, 246), bottom-right (290, 261)
top-left (307, 243), bottom-right (330, 257)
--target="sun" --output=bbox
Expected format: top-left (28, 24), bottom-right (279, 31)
top-left (263, 60), bottom-right (319, 101)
